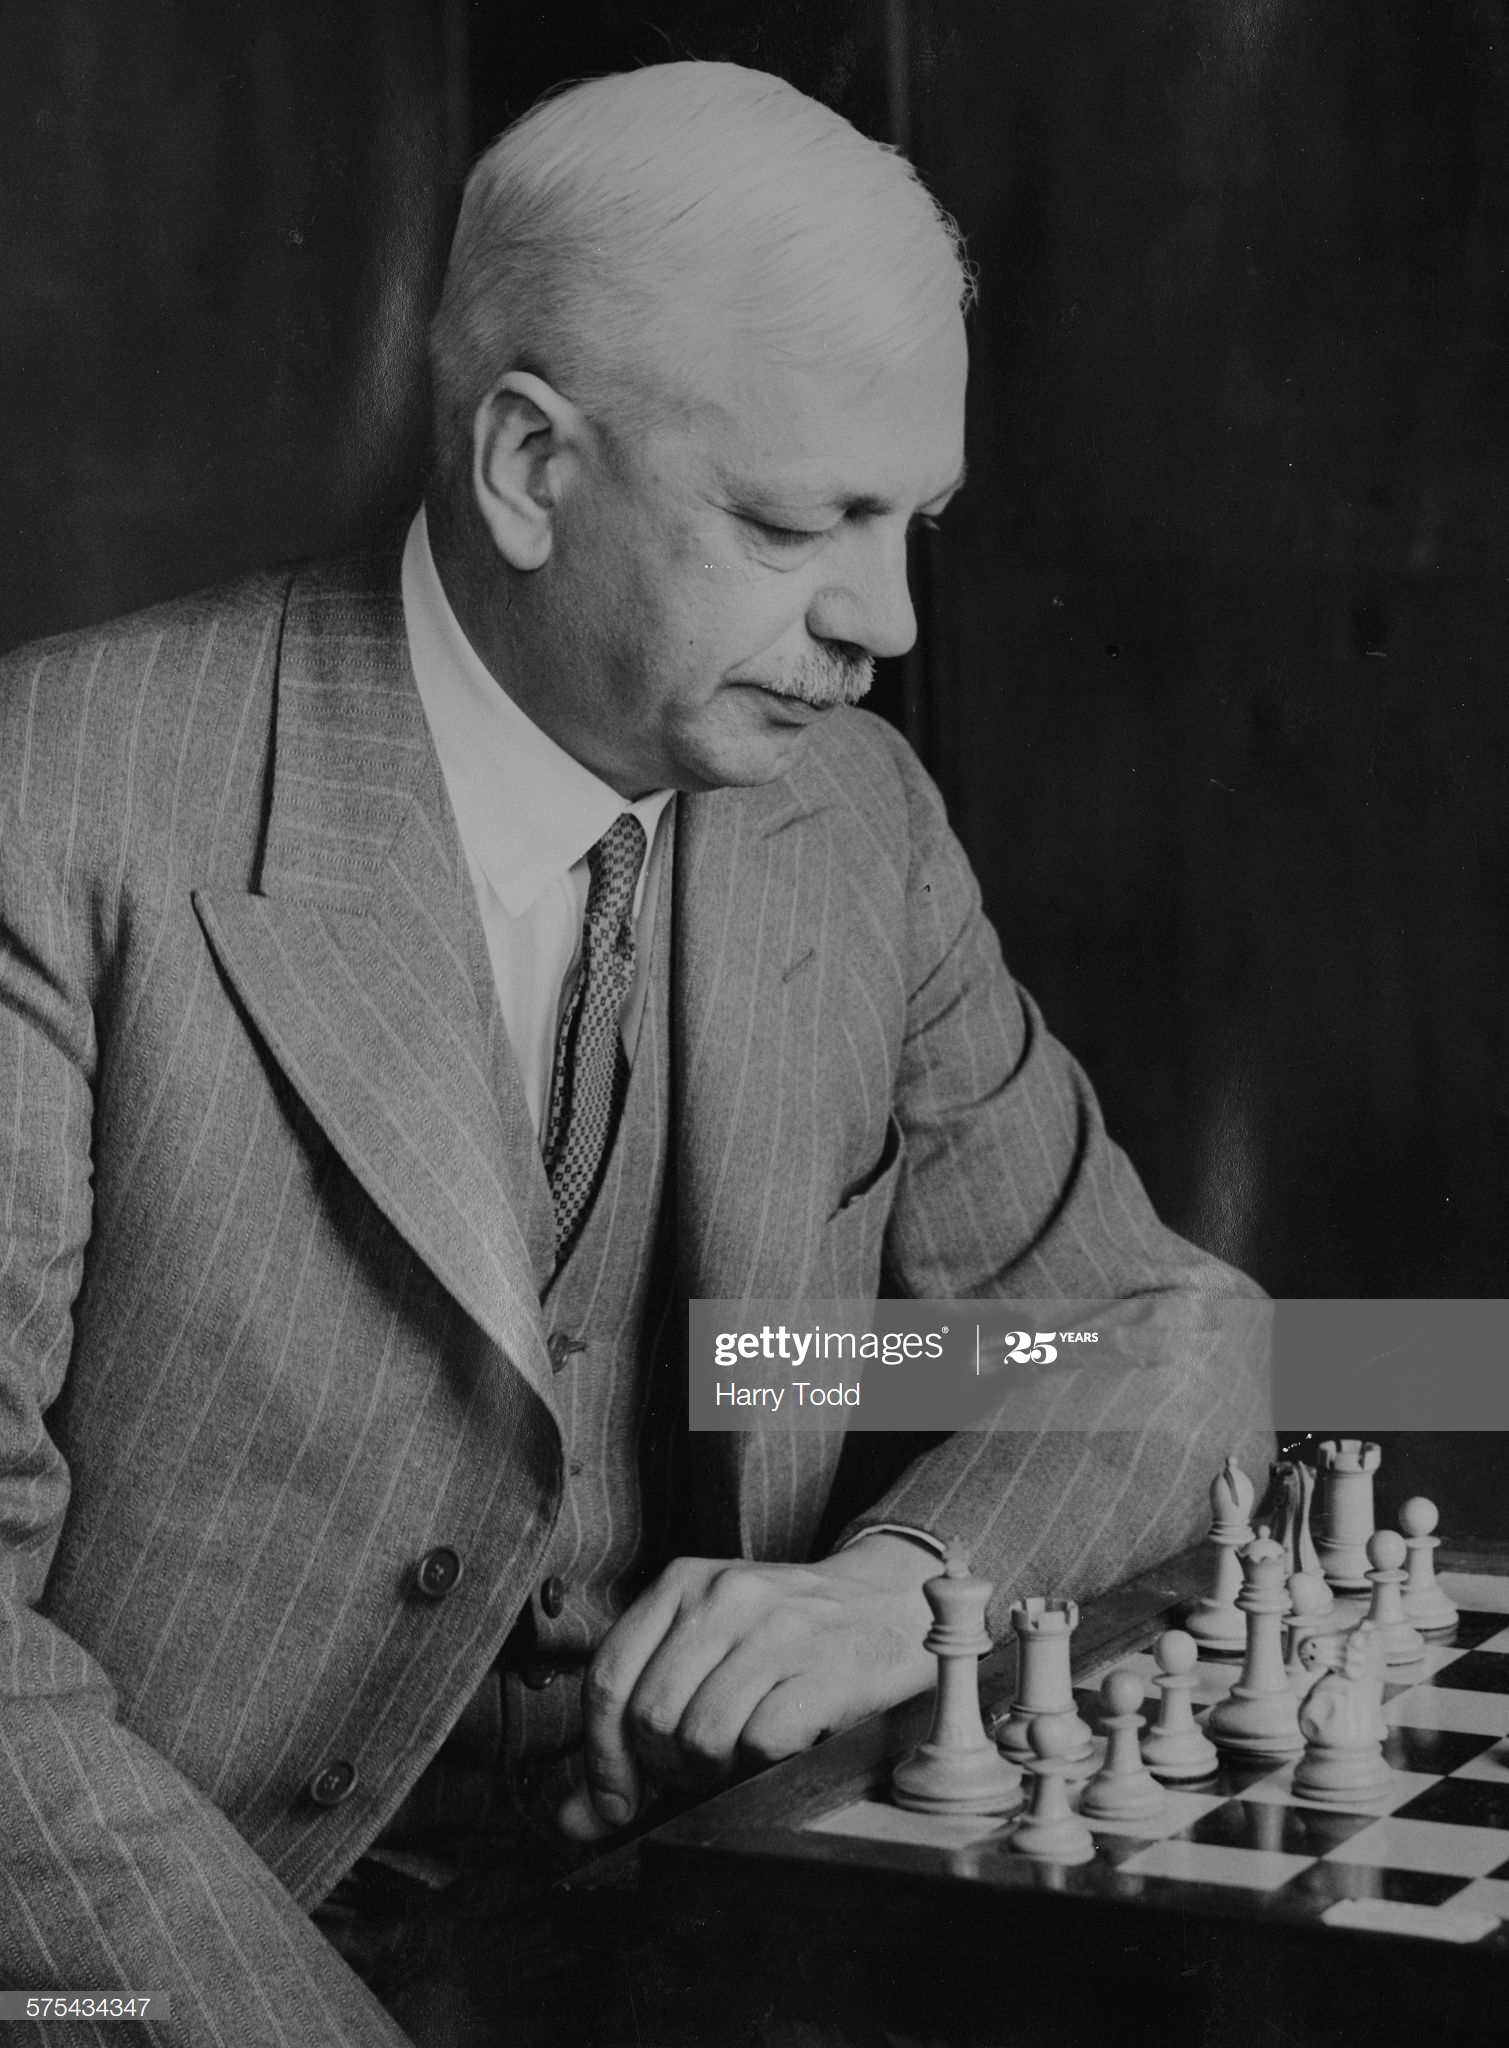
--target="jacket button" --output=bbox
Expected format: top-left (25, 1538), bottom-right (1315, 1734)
top-left (308, 1759), bottom-right (359, 1808)
top-left (547, 1333), bottom-right (584, 1372)
top-left (414, 1546), bottom-right (463, 1601)
top-left (540, 1575), bottom-right (567, 1619)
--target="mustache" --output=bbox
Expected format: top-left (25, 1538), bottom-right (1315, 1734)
top-left (759, 646), bottom-right (875, 710)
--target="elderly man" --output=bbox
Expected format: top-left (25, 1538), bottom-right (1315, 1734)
top-left (0, 61), bottom-right (1268, 2048)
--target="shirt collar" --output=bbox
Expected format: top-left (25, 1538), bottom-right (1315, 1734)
top-left (400, 507), bottom-right (673, 917)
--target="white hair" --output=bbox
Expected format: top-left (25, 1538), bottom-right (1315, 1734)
top-left (428, 61), bottom-right (973, 495)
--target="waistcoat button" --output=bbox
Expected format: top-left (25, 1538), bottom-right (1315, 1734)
top-left (547, 1332), bottom-right (585, 1372)
top-left (307, 1759), bottom-right (359, 1808)
top-left (540, 1575), bottom-right (567, 1619)
top-left (414, 1547), bottom-right (463, 1600)
top-left (520, 1660), bottom-right (560, 1691)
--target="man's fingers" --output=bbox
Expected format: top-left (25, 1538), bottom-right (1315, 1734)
top-left (581, 1562), bottom-right (708, 1824)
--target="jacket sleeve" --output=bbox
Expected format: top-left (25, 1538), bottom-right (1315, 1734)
top-left (0, 801), bottom-right (410, 2048)
top-left (838, 733), bottom-right (1275, 1619)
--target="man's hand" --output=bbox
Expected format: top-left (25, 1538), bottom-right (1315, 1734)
top-left (555, 1534), bottom-right (939, 1841)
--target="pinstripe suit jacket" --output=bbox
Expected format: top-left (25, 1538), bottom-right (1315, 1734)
top-left (0, 544), bottom-right (1271, 2043)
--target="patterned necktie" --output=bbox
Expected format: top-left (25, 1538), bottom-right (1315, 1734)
top-left (543, 813), bottom-right (648, 1257)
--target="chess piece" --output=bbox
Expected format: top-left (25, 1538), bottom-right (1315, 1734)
top-left (1081, 1669), bottom-right (1164, 1822)
top-left (1140, 1629), bottom-right (1219, 1781)
top-left (1293, 1621), bottom-right (1393, 1805)
top-left (1186, 1456), bottom-right (1256, 1654)
top-left (892, 1550), bottom-right (1024, 1817)
top-left (1284, 1571), bottom-right (1335, 1687)
top-left (1398, 1497), bottom-right (1459, 1633)
top-left (1314, 1439), bottom-right (1381, 1593)
top-left (1258, 1459), bottom-right (1331, 1607)
top-left (1205, 1529), bottom-right (1305, 1759)
top-left (1008, 1713), bottom-right (1096, 1862)
top-left (995, 1597), bottom-right (1094, 1774)
top-left (1362, 1529), bottom-right (1426, 1666)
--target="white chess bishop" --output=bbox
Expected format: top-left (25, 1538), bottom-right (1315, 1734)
top-left (1186, 1456), bottom-right (1256, 1654)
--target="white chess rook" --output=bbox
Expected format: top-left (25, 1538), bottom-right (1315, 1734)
top-left (1398, 1496), bottom-right (1459, 1632)
top-left (1314, 1439), bottom-right (1381, 1593)
top-left (1081, 1670), bottom-right (1164, 1822)
top-left (996, 1597), bottom-right (1093, 1772)
top-left (1362, 1528), bottom-right (1426, 1666)
top-left (1186, 1456), bottom-right (1256, 1654)
top-left (1205, 1530), bottom-right (1305, 1759)
top-left (1140, 1629), bottom-right (1219, 1781)
top-left (892, 1553), bottom-right (1024, 1817)
top-left (1008, 1713), bottom-right (1096, 1863)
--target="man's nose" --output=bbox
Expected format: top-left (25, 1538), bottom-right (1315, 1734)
top-left (805, 530), bottom-right (918, 662)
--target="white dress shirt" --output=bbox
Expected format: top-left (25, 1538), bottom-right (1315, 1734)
top-left (400, 508), bottom-right (674, 1141)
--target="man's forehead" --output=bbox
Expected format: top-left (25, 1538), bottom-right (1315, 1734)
top-left (697, 323), bottom-right (968, 510)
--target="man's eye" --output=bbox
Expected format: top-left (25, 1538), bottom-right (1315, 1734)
top-left (908, 514), bottom-right (943, 539)
top-left (749, 519), bottom-right (828, 548)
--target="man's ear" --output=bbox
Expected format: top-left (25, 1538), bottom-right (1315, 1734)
top-left (471, 371), bottom-right (583, 571)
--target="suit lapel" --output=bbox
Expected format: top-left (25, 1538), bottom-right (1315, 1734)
top-left (193, 551), bottom-right (558, 1417)
top-left (674, 771), bottom-right (850, 1558)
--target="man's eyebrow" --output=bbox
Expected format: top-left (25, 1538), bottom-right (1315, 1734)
top-left (741, 463), bottom-right (969, 519)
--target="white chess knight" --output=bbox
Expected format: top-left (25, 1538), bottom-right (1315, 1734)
top-left (1293, 1621), bottom-right (1392, 1805)
top-left (1186, 1455), bottom-right (1256, 1654)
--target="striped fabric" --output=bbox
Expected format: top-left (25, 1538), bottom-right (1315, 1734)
top-left (0, 546), bottom-right (1271, 2044)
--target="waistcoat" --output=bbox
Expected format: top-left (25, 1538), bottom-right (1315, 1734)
top-left (372, 823), bottom-right (679, 1875)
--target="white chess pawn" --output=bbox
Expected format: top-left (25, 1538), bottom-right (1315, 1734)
top-left (1205, 1529), bottom-right (1305, 1759)
top-left (1284, 1571), bottom-right (1335, 1687)
top-left (1362, 1529), bottom-right (1426, 1666)
top-left (1009, 1713), bottom-right (1096, 1863)
top-left (1186, 1456), bottom-right (1255, 1654)
top-left (995, 1597), bottom-right (1094, 1774)
top-left (1081, 1669), bottom-right (1164, 1823)
top-left (1140, 1629), bottom-right (1219, 1781)
top-left (1398, 1497), bottom-right (1459, 1633)
top-left (892, 1552), bottom-right (1025, 1817)
top-left (1314, 1439), bottom-right (1381, 1593)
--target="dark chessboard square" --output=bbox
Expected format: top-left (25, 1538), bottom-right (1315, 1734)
top-left (1183, 1797), bottom-right (1373, 1859)
top-left (1438, 1611), bottom-right (1509, 1651)
top-left (1382, 1725), bottom-right (1499, 1776)
top-left (1284, 1860), bottom-right (1473, 1911)
top-left (1210, 1758), bottom-right (1287, 1798)
top-left (1392, 1776), bottom-right (1509, 1830)
top-left (1429, 1650), bottom-right (1509, 1694)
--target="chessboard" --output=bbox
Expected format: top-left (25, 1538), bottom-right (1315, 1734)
top-left (573, 1543), bottom-right (1509, 2048)
top-left (806, 1568), bottom-right (1509, 1943)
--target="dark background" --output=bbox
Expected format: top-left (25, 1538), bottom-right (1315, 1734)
top-left (1, 1), bottom-right (1503, 1524)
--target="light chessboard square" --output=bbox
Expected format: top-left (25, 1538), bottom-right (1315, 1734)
top-left (1323, 1816), bottom-right (1509, 1878)
top-left (1386, 1687), bottom-right (1509, 1737)
top-left (1439, 1574), bottom-right (1509, 1616)
top-left (1480, 1627), bottom-right (1509, 1654)
top-left (807, 1801), bottom-right (1006, 1849)
top-left (1118, 1839), bottom-right (1312, 1889)
top-left (1454, 1741), bottom-right (1509, 1785)
top-left (1448, 1877), bottom-right (1509, 1919)
top-left (1240, 1762), bottom-right (1439, 1816)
